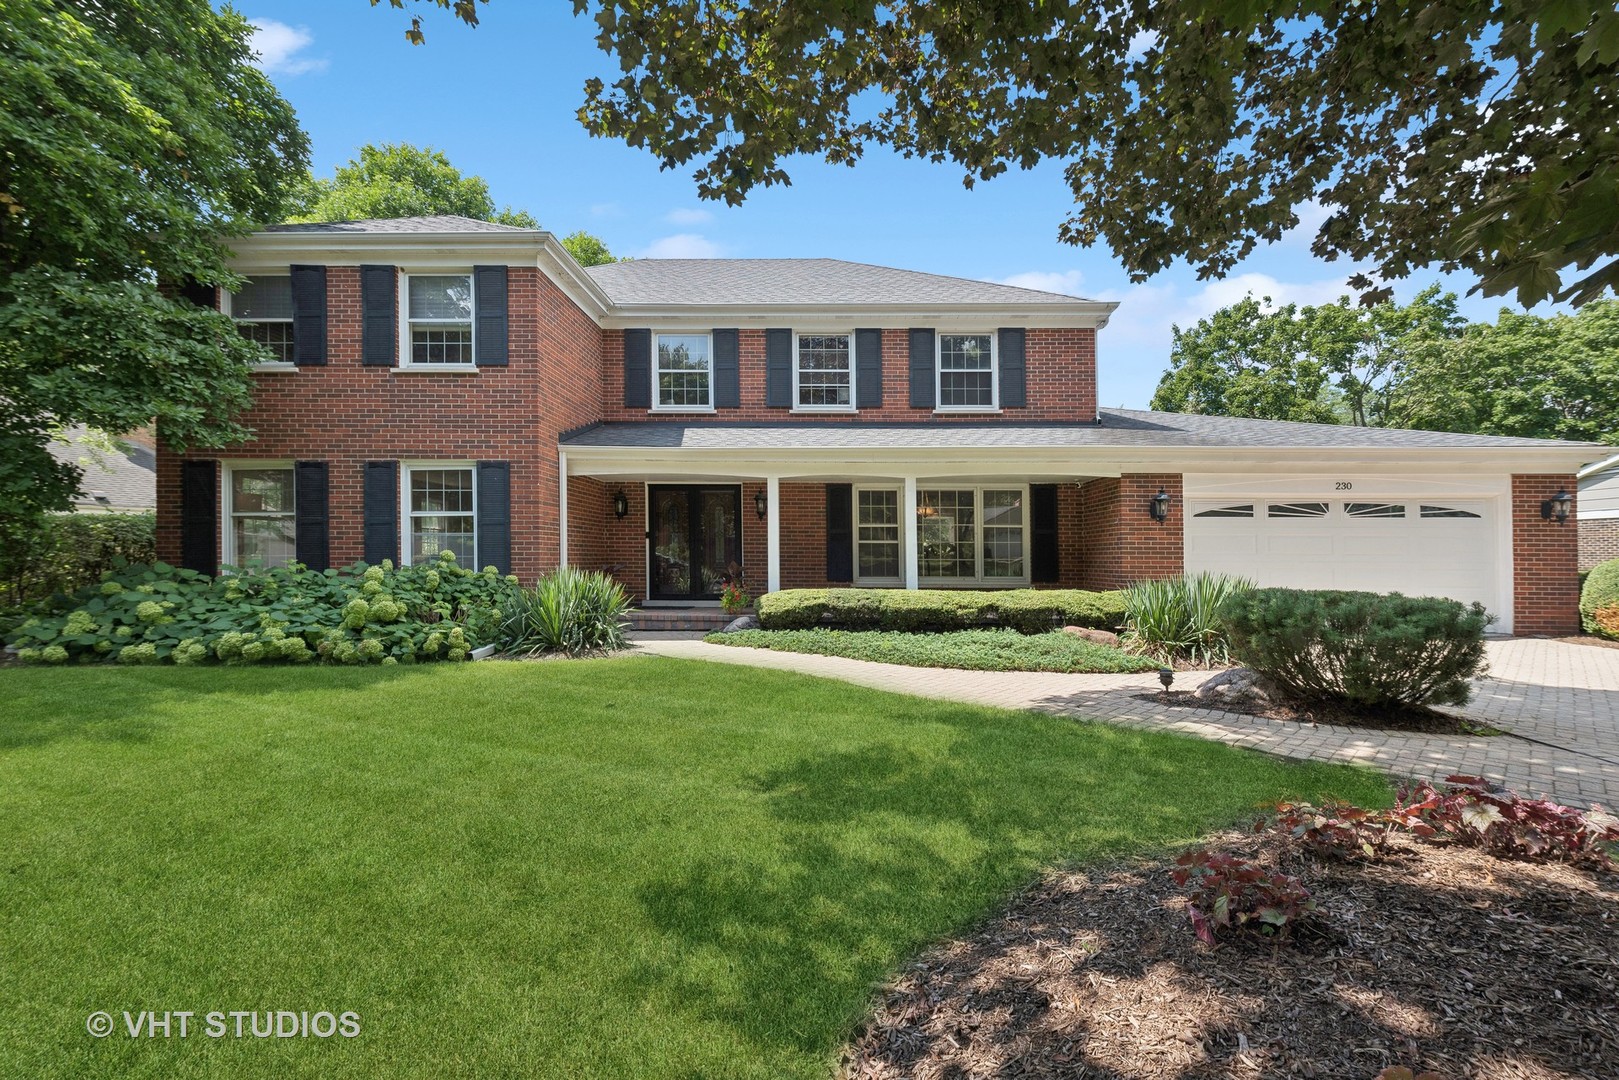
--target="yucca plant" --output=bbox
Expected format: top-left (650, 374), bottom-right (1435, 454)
top-left (500, 567), bottom-right (631, 656)
top-left (1122, 572), bottom-right (1253, 666)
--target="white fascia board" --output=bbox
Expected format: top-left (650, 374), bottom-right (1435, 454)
top-left (1577, 452), bottom-right (1619, 479)
top-left (597, 301), bottom-right (1117, 331)
top-left (222, 230), bottom-right (614, 322)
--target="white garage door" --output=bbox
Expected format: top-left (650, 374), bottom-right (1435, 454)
top-left (1185, 498), bottom-right (1501, 621)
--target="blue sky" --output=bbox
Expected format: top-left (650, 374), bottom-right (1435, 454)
top-left (245, 3), bottom-right (1555, 409)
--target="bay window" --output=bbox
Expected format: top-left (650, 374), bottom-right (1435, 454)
top-left (795, 333), bottom-right (853, 409)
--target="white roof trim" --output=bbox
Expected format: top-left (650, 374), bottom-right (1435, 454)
top-left (1578, 452), bottom-right (1619, 479)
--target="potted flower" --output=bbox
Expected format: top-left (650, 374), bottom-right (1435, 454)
top-left (718, 566), bottom-right (753, 615)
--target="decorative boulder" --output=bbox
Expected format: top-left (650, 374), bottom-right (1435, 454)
top-left (1194, 667), bottom-right (1274, 705)
top-left (1062, 626), bottom-right (1121, 647)
top-left (719, 615), bottom-right (760, 634)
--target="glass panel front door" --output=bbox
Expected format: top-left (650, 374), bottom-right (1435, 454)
top-left (648, 485), bottom-right (741, 600)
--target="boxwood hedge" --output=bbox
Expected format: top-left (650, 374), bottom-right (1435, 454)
top-left (756, 587), bottom-right (1127, 634)
top-left (1580, 558), bottom-right (1619, 640)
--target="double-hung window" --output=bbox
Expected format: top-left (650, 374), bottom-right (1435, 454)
top-left (851, 485), bottom-right (1029, 587)
top-left (654, 333), bottom-right (712, 410)
top-left (405, 466), bottom-right (477, 565)
top-left (855, 489), bottom-right (902, 583)
top-left (404, 275), bottom-right (474, 365)
top-left (225, 465), bottom-right (295, 569)
top-left (937, 333), bottom-right (997, 410)
top-left (228, 276), bottom-right (295, 364)
top-left (795, 333), bottom-right (853, 410)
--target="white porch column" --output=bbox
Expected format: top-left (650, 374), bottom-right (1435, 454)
top-left (766, 475), bottom-right (782, 593)
top-left (902, 476), bottom-right (919, 590)
top-left (557, 451), bottom-right (569, 569)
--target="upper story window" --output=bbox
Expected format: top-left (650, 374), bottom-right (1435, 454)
top-left (406, 465), bottom-right (476, 564)
top-left (228, 276), bottom-right (295, 364)
top-left (225, 465), bottom-right (295, 569)
top-left (795, 333), bottom-right (853, 410)
top-left (405, 274), bottom-right (474, 365)
top-left (937, 333), bottom-right (996, 410)
top-left (655, 333), bottom-right (712, 410)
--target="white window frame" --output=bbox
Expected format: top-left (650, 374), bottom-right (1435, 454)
top-left (400, 461), bottom-right (478, 567)
top-left (650, 331), bottom-right (715, 413)
top-left (791, 331), bottom-right (856, 413)
top-left (852, 484), bottom-right (904, 586)
top-left (935, 333), bottom-right (999, 413)
top-left (398, 272), bottom-right (476, 369)
top-left (220, 461), bottom-right (296, 570)
top-left (914, 484), bottom-right (1030, 587)
top-left (223, 276), bottom-right (297, 371)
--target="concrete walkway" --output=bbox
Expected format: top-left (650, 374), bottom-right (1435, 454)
top-left (632, 636), bottom-right (1619, 809)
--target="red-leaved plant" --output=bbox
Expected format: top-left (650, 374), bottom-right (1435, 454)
top-left (1170, 849), bottom-right (1317, 945)
top-left (1263, 801), bottom-right (1401, 860)
top-left (1396, 775), bottom-right (1619, 870)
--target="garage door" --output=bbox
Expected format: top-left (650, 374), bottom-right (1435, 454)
top-left (1185, 498), bottom-right (1501, 620)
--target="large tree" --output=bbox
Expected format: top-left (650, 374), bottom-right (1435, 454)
top-left (0, 1), bottom-right (307, 548)
top-left (379, 1), bottom-right (1619, 309)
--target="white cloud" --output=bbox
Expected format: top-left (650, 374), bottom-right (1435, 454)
top-left (996, 269), bottom-right (1088, 296)
top-left (665, 207), bottom-right (714, 226)
top-left (1126, 29), bottom-right (1160, 57)
top-left (249, 19), bottom-right (327, 76)
top-left (637, 233), bottom-right (725, 258)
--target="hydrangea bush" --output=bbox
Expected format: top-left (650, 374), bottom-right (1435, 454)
top-left (6, 553), bottom-right (518, 666)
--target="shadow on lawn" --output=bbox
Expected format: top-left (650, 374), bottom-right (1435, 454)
top-left (624, 715), bottom-right (1322, 1064)
top-left (0, 664), bottom-right (429, 751)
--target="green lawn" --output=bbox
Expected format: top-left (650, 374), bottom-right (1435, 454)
top-left (706, 628), bottom-right (1159, 673)
top-left (0, 658), bottom-right (1386, 1079)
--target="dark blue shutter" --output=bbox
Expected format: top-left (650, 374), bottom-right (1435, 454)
top-left (474, 265), bottom-right (508, 366)
top-left (363, 461), bottom-right (399, 565)
top-left (825, 484), bottom-right (853, 582)
top-left (712, 328), bottom-right (740, 408)
top-left (623, 329), bottom-right (651, 408)
top-left (293, 461), bottom-right (330, 571)
top-left (765, 329), bottom-right (793, 408)
top-left (998, 327), bottom-right (1027, 408)
top-left (179, 460), bottom-right (217, 575)
top-left (908, 328), bottom-right (936, 408)
top-left (290, 265), bottom-right (327, 366)
top-left (1030, 483), bottom-right (1059, 583)
top-left (854, 328), bottom-right (882, 409)
top-left (476, 461), bottom-right (512, 574)
top-left (361, 265), bottom-right (397, 366)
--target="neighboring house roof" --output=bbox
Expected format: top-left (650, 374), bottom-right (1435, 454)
top-left (47, 427), bottom-right (156, 512)
top-left (1579, 452), bottom-right (1619, 519)
top-left (585, 258), bottom-right (1094, 307)
top-left (560, 409), bottom-right (1607, 453)
top-left (261, 215), bottom-right (535, 235)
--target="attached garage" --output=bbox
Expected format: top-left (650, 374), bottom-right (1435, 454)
top-left (1185, 486), bottom-right (1508, 630)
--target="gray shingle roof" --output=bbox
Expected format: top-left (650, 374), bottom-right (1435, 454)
top-left (585, 258), bottom-right (1095, 306)
top-left (262, 215), bottom-right (535, 234)
top-left (48, 427), bottom-right (156, 510)
top-left (560, 409), bottom-right (1604, 451)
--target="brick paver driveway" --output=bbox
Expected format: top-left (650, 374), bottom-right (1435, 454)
top-left (634, 636), bottom-right (1619, 809)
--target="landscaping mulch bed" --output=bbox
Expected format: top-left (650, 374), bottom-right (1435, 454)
top-left (1134, 690), bottom-right (1505, 736)
top-left (842, 834), bottom-right (1619, 1080)
top-left (1552, 635), bottom-right (1619, 651)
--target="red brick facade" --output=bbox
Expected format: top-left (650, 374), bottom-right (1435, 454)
top-left (1511, 474), bottom-right (1582, 635)
top-left (1580, 518), bottom-right (1619, 572)
top-left (1071, 474), bottom-right (1185, 590)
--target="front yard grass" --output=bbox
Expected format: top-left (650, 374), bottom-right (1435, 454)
top-left (706, 627), bottom-right (1160, 673)
top-left (0, 658), bottom-right (1385, 1079)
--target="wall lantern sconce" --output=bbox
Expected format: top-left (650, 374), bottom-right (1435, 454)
top-left (754, 489), bottom-right (769, 521)
top-left (612, 489), bottom-right (629, 520)
top-left (1148, 488), bottom-right (1172, 523)
top-left (1540, 488), bottom-right (1572, 524)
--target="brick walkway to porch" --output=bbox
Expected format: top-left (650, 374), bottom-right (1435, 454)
top-left (631, 636), bottom-right (1619, 810)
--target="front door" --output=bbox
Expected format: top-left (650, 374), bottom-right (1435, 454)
top-left (647, 485), bottom-right (742, 601)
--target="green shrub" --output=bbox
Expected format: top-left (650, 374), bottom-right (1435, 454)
top-left (5, 553), bottom-right (518, 666)
top-left (705, 628), bottom-right (1158, 673)
top-left (500, 567), bottom-right (631, 655)
top-left (756, 588), bottom-right (1126, 634)
top-left (1580, 558), bottom-right (1619, 639)
top-left (1220, 588), bottom-right (1490, 709)
top-left (0, 512), bottom-right (155, 618)
top-left (1121, 572), bottom-right (1252, 664)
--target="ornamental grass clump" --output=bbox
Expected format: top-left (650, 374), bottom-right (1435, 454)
top-left (5, 552), bottom-right (518, 666)
top-left (499, 567), bottom-right (630, 656)
top-left (1121, 572), bottom-right (1253, 665)
top-left (1220, 588), bottom-right (1489, 709)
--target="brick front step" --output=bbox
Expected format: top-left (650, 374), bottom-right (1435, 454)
top-left (628, 608), bottom-right (744, 632)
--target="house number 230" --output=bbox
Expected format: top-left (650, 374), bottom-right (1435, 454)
top-left (1335, 481), bottom-right (1353, 490)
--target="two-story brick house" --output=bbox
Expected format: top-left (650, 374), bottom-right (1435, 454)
top-left (156, 216), bottom-right (1601, 634)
